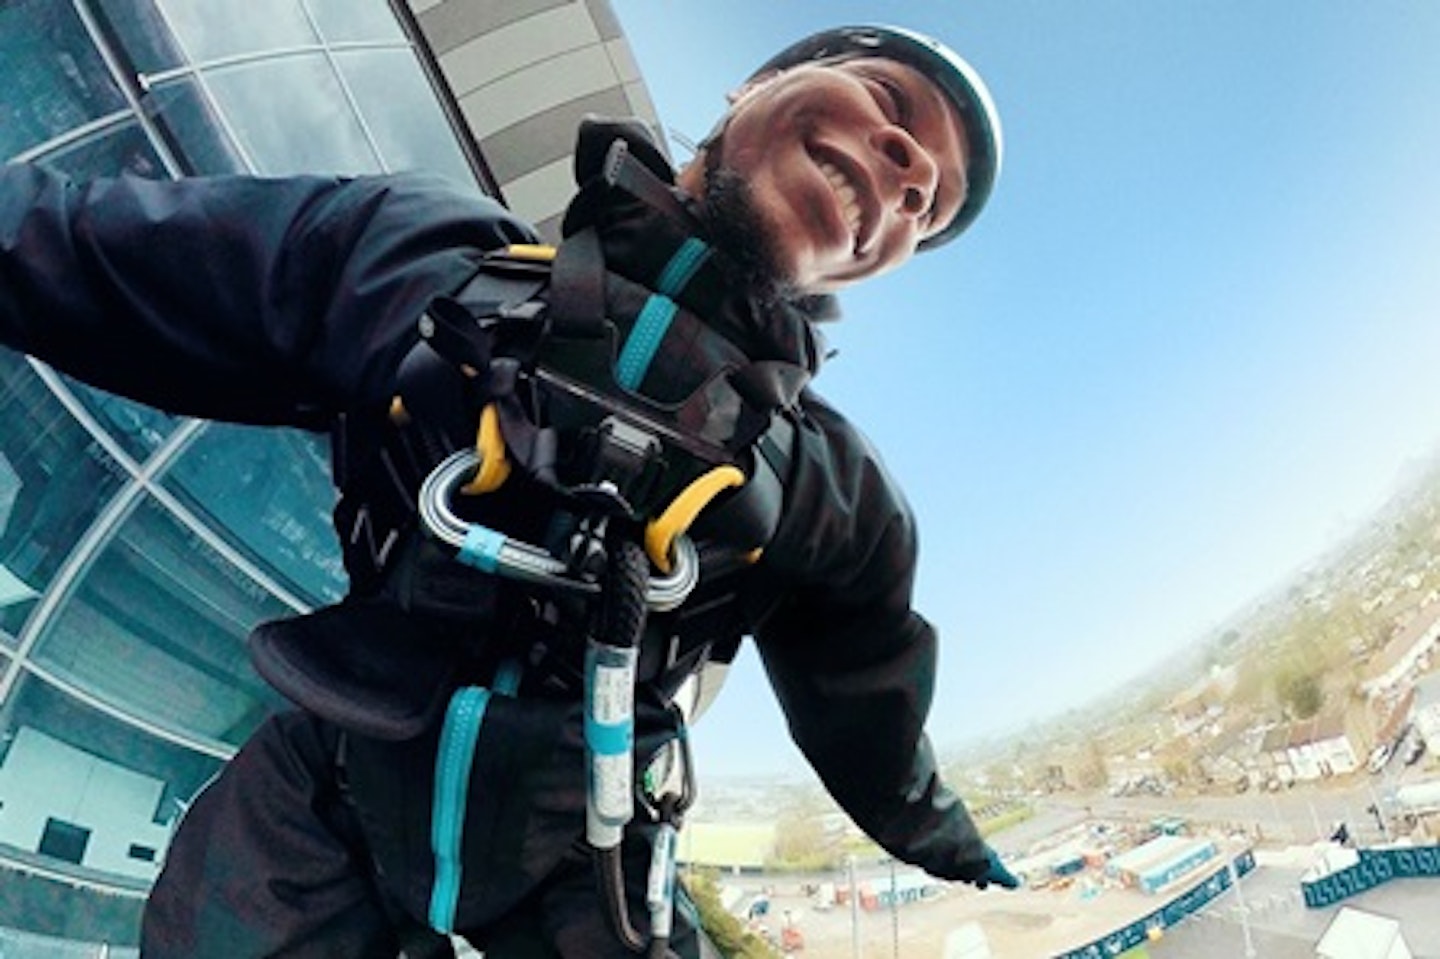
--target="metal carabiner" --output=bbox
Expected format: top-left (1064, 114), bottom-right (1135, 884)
top-left (418, 448), bottom-right (596, 593)
top-left (418, 447), bottom-right (701, 609)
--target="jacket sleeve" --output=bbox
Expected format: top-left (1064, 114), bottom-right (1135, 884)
top-left (0, 163), bottom-right (536, 426)
top-left (753, 392), bottom-right (990, 881)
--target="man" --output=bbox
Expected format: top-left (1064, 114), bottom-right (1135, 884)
top-left (0, 23), bottom-right (1016, 958)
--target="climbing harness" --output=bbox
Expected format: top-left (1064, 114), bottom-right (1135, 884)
top-left (395, 132), bottom-right (811, 953)
top-left (241, 120), bottom-right (822, 952)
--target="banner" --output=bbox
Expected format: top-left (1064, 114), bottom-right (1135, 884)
top-left (1301, 844), bottom-right (1440, 909)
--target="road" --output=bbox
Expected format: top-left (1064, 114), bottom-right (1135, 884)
top-left (1047, 761), bottom-right (1435, 849)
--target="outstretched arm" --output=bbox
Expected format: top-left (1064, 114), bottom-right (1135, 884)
top-left (753, 394), bottom-right (1014, 885)
top-left (0, 165), bottom-right (535, 426)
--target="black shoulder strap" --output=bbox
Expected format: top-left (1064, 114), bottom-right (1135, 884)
top-left (547, 227), bottom-right (607, 338)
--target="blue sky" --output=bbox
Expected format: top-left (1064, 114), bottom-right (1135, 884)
top-left (611, 2), bottom-right (1440, 779)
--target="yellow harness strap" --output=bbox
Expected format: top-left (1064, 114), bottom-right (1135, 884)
top-left (644, 466), bottom-right (745, 573)
top-left (501, 243), bottom-right (557, 263)
top-left (460, 403), bottom-right (512, 495)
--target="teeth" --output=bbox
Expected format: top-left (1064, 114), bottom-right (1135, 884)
top-left (818, 161), bottom-right (862, 241)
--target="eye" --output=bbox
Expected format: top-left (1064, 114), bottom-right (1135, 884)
top-left (863, 71), bottom-right (912, 126)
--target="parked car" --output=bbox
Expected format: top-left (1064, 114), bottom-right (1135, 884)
top-left (1366, 743), bottom-right (1393, 775)
top-left (1400, 729), bottom-right (1427, 767)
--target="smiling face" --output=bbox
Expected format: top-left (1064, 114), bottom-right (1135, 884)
top-left (678, 55), bottom-right (969, 295)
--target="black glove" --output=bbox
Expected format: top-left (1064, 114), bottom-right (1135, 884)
top-left (965, 846), bottom-right (1020, 890)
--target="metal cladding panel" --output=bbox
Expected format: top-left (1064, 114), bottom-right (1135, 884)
top-left (403, 0), bottom-right (667, 228)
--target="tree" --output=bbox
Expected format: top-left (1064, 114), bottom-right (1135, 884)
top-left (1276, 669), bottom-right (1324, 720)
top-left (684, 869), bottom-right (775, 958)
top-left (768, 813), bottom-right (838, 871)
top-left (1075, 736), bottom-right (1109, 791)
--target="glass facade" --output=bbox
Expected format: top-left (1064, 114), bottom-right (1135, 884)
top-left (0, 0), bottom-right (489, 950)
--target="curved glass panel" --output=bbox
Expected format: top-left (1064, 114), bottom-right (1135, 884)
top-left (33, 117), bottom-right (167, 180)
top-left (201, 54), bottom-right (378, 175)
top-left (0, 353), bottom-right (127, 645)
top-left (0, 910), bottom-right (141, 958)
top-left (152, 0), bottom-right (318, 63)
top-left (0, 0), bottom-right (127, 161)
top-left (0, 669), bottom-right (220, 939)
top-left (336, 48), bottom-right (475, 186)
top-left (93, 0), bottom-right (187, 74)
top-left (162, 423), bottom-right (347, 606)
top-left (306, 0), bottom-right (404, 43)
top-left (57, 377), bottom-right (179, 461)
top-left (32, 492), bottom-right (290, 748)
top-left (144, 77), bottom-right (247, 175)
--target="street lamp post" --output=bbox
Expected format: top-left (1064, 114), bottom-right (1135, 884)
top-left (847, 854), bottom-right (860, 959)
top-left (1228, 857), bottom-right (1257, 959)
top-left (888, 859), bottom-right (899, 959)
top-left (1266, 791), bottom-right (1288, 842)
top-left (1306, 795), bottom-right (1323, 840)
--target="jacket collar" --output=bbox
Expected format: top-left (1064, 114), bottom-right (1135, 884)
top-left (562, 117), bottom-right (830, 377)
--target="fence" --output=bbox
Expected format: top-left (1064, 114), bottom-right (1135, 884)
top-left (1053, 850), bottom-right (1255, 959)
top-left (1300, 844), bottom-right (1440, 909)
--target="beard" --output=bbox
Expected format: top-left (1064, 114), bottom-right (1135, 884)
top-left (699, 142), bottom-right (801, 308)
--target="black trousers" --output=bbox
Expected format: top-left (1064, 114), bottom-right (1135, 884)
top-left (139, 710), bottom-right (718, 958)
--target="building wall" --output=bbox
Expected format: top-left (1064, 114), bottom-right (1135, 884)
top-left (1288, 735), bottom-right (1360, 780)
top-left (404, 0), bottom-right (663, 240)
top-left (0, 0), bottom-right (662, 948)
top-left (0, 728), bottom-right (168, 882)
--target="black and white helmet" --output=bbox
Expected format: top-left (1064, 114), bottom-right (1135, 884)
top-left (752, 24), bottom-right (1004, 248)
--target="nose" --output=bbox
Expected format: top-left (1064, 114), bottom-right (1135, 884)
top-left (873, 126), bottom-right (939, 222)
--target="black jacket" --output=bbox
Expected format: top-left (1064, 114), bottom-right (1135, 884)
top-left (0, 158), bottom-right (988, 881)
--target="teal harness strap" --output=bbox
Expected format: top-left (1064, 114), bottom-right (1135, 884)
top-left (616, 297), bottom-right (678, 390)
top-left (492, 659), bottom-right (523, 696)
top-left (615, 238), bottom-right (711, 391)
top-left (427, 660), bottom-right (523, 933)
top-left (655, 236), bottom-right (710, 293)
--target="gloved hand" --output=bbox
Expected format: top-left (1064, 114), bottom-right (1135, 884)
top-left (968, 846), bottom-right (1020, 890)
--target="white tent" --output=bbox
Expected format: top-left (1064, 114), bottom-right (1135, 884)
top-left (1315, 907), bottom-right (1411, 959)
top-left (944, 922), bottom-right (992, 959)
